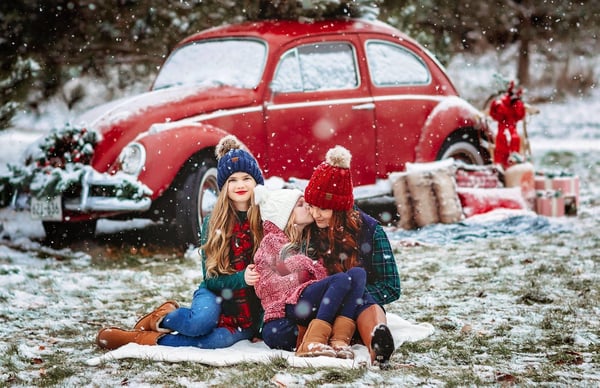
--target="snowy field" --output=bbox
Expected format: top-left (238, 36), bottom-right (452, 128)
top-left (0, 51), bottom-right (599, 386)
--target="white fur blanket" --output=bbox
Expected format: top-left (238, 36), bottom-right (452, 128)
top-left (86, 314), bottom-right (434, 369)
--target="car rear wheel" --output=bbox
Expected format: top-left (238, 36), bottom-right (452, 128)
top-left (437, 129), bottom-right (488, 165)
top-left (174, 158), bottom-right (218, 247)
top-left (42, 219), bottom-right (97, 247)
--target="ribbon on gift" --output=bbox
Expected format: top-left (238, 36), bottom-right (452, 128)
top-left (540, 170), bottom-right (575, 179)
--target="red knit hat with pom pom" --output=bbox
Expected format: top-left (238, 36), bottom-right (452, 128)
top-left (304, 145), bottom-right (354, 211)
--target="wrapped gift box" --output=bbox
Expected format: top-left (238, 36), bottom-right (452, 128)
top-left (535, 190), bottom-right (565, 217)
top-left (455, 164), bottom-right (502, 188)
top-left (534, 173), bottom-right (579, 207)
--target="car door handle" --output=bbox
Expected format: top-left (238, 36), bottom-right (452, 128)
top-left (352, 103), bottom-right (375, 110)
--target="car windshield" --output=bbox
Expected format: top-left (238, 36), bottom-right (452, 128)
top-left (152, 39), bottom-right (267, 90)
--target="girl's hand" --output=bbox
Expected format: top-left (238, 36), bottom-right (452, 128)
top-left (244, 264), bottom-right (259, 286)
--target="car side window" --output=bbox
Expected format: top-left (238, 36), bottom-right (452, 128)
top-left (271, 50), bottom-right (303, 92)
top-left (366, 41), bottom-right (430, 86)
top-left (272, 42), bottom-right (358, 92)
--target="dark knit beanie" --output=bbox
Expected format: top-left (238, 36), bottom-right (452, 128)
top-left (304, 145), bottom-right (354, 211)
top-left (216, 135), bottom-right (264, 190)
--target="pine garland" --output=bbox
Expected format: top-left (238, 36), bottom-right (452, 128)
top-left (2, 124), bottom-right (151, 202)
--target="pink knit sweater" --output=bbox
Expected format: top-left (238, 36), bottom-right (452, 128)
top-left (254, 221), bottom-right (328, 322)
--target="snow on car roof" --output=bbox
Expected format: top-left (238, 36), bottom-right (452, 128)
top-left (177, 18), bottom-right (411, 47)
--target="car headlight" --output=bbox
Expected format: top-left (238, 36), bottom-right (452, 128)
top-left (118, 142), bottom-right (146, 176)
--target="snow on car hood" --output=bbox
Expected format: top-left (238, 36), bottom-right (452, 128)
top-left (72, 84), bottom-right (258, 172)
top-left (76, 84), bottom-right (257, 136)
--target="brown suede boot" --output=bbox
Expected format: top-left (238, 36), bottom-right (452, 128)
top-left (356, 305), bottom-right (395, 368)
top-left (133, 300), bottom-right (179, 332)
top-left (96, 327), bottom-right (164, 350)
top-left (329, 316), bottom-right (356, 359)
top-left (295, 319), bottom-right (336, 357)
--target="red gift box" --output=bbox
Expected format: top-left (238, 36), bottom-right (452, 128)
top-left (535, 190), bottom-right (565, 217)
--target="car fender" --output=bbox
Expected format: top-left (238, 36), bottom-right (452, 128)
top-left (132, 123), bottom-right (230, 199)
top-left (415, 96), bottom-right (487, 162)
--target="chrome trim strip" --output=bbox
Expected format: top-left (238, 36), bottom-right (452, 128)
top-left (156, 94), bottom-right (448, 128)
top-left (266, 97), bottom-right (373, 111)
top-left (372, 94), bottom-right (445, 103)
top-left (187, 105), bottom-right (264, 122)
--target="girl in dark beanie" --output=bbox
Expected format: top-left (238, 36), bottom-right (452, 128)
top-left (96, 135), bottom-right (264, 350)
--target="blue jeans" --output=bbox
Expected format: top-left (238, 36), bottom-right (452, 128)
top-left (158, 326), bottom-right (255, 348)
top-left (161, 287), bottom-right (220, 337)
top-left (157, 286), bottom-right (254, 348)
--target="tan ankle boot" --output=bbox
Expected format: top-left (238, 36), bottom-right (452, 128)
top-left (96, 327), bottom-right (164, 350)
top-left (329, 316), bottom-right (356, 359)
top-left (295, 319), bottom-right (336, 357)
top-left (356, 304), bottom-right (395, 368)
top-left (134, 300), bottom-right (179, 332)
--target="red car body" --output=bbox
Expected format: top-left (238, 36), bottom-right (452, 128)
top-left (17, 19), bottom-right (490, 246)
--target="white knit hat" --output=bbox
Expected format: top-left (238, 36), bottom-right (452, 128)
top-left (254, 185), bottom-right (303, 231)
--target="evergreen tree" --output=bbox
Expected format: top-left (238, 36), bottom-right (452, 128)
top-left (0, 57), bottom-right (38, 130)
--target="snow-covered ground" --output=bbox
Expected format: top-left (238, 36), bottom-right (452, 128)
top-left (0, 51), bottom-right (598, 386)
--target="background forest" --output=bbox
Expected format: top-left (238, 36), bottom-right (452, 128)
top-left (1, 0), bottom-right (599, 130)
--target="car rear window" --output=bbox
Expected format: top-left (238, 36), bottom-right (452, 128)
top-left (366, 40), bottom-right (430, 86)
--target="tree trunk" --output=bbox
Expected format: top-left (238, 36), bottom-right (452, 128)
top-left (517, 37), bottom-right (530, 86)
top-left (515, 0), bottom-right (534, 87)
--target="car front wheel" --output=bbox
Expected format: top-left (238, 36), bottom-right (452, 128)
top-left (174, 158), bottom-right (219, 247)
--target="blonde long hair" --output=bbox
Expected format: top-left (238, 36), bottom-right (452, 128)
top-left (202, 185), bottom-right (262, 278)
top-left (279, 208), bottom-right (309, 260)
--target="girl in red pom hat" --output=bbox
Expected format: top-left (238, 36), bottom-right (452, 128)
top-left (304, 145), bottom-right (401, 368)
top-left (253, 185), bottom-right (372, 360)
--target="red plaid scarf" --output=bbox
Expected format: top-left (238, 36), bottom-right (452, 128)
top-left (218, 217), bottom-right (258, 333)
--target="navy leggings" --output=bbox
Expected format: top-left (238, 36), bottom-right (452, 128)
top-left (262, 267), bottom-right (377, 351)
top-left (293, 267), bottom-right (367, 323)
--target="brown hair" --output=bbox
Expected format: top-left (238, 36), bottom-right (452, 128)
top-left (202, 186), bottom-right (262, 278)
top-left (308, 209), bottom-right (361, 274)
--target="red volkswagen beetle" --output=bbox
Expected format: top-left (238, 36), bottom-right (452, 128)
top-left (12, 19), bottom-right (490, 246)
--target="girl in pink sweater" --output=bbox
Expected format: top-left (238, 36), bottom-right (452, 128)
top-left (253, 185), bottom-right (369, 359)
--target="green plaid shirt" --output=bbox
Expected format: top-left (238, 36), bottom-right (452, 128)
top-left (367, 224), bottom-right (401, 305)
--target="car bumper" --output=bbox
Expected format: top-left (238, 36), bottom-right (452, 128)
top-left (13, 167), bottom-right (152, 216)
